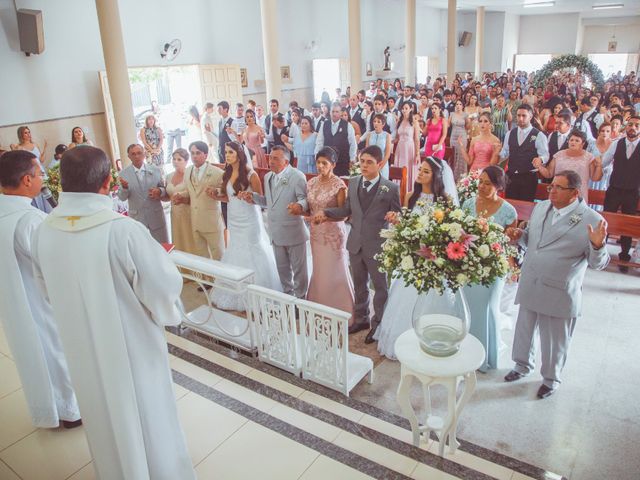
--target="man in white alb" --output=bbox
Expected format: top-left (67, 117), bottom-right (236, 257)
top-left (32, 146), bottom-right (195, 480)
top-left (0, 150), bottom-right (81, 429)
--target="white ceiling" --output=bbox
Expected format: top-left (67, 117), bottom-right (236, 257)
top-left (419, 0), bottom-right (640, 18)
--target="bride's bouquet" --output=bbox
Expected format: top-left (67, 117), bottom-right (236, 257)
top-left (348, 162), bottom-right (362, 177)
top-left (456, 170), bottom-right (481, 204)
top-left (376, 200), bottom-right (517, 294)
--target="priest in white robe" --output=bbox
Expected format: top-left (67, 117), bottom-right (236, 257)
top-left (32, 146), bottom-right (195, 480)
top-left (0, 150), bottom-right (81, 428)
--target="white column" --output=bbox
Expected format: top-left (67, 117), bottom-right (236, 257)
top-left (446, 0), bottom-right (456, 86)
top-left (348, 0), bottom-right (363, 93)
top-left (405, 0), bottom-right (416, 85)
top-left (474, 6), bottom-right (485, 80)
top-left (95, 0), bottom-right (137, 165)
top-left (260, 0), bottom-right (281, 102)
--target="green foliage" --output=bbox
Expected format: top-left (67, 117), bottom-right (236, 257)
top-left (534, 54), bottom-right (605, 90)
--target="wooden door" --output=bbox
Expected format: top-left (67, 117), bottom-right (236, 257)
top-left (198, 64), bottom-right (243, 109)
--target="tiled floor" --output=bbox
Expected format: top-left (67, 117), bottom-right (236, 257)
top-left (0, 324), bottom-right (554, 480)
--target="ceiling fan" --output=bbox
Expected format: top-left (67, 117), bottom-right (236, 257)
top-left (160, 39), bottom-right (182, 61)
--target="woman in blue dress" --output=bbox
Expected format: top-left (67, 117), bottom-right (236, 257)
top-left (287, 116), bottom-right (317, 174)
top-left (462, 166), bottom-right (517, 372)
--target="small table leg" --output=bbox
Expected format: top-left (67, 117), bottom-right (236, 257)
top-left (396, 371), bottom-right (420, 447)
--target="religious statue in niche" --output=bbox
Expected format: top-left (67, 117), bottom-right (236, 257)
top-left (383, 46), bottom-right (391, 71)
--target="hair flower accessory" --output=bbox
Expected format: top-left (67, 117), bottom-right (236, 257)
top-left (569, 214), bottom-right (582, 226)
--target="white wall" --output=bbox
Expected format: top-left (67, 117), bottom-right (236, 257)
top-left (581, 24), bottom-right (640, 54)
top-left (502, 13), bottom-right (520, 71)
top-left (518, 13), bottom-right (580, 54)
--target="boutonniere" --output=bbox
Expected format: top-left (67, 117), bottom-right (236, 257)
top-left (569, 214), bottom-right (582, 226)
top-left (379, 185), bottom-right (390, 194)
top-left (280, 177), bottom-right (289, 186)
top-left (338, 127), bottom-right (343, 133)
top-left (530, 135), bottom-right (537, 142)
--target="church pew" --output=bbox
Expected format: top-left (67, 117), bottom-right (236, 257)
top-left (509, 198), bottom-right (640, 269)
top-left (532, 183), bottom-right (640, 211)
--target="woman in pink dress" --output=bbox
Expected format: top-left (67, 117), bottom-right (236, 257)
top-left (534, 129), bottom-right (603, 203)
top-left (302, 147), bottom-right (355, 322)
top-left (394, 102), bottom-right (420, 186)
top-left (237, 109), bottom-right (267, 169)
top-left (423, 104), bottom-right (448, 159)
top-left (458, 112), bottom-right (501, 172)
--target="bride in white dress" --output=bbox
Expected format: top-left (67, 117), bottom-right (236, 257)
top-left (374, 157), bottom-right (455, 359)
top-left (210, 142), bottom-right (281, 310)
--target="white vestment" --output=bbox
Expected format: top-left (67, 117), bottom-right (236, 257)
top-left (0, 195), bottom-right (79, 427)
top-left (32, 192), bottom-right (195, 480)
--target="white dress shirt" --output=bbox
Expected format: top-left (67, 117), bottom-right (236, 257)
top-left (314, 120), bottom-right (357, 160)
top-left (551, 199), bottom-right (580, 225)
top-left (499, 124), bottom-right (550, 164)
top-left (361, 174), bottom-right (380, 192)
top-left (601, 136), bottom-right (640, 169)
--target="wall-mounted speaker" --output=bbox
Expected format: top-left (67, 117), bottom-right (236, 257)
top-left (458, 31), bottom-right (472, 47)
top-left (17, 9), bottom-right (45, 56)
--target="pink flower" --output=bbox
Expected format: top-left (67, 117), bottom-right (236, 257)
top-left (491, 242), bottom-right (503, 253)
top-left (459, 230), bottom-right (478, 248)
top-left (446, 242), bottom-right (467, 260)
top-left (416, 245), bottom-right (436, 260)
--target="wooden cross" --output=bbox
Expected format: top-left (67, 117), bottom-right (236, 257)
top-left (66, 216), bottom-right (81, 226)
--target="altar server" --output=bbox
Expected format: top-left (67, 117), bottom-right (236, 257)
top-left (0, 150), bottom-right (81, 429)
top-left (32, 146), bottom-right (195, 480)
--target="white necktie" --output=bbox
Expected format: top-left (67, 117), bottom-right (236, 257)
top-left (627, 141), bottom-right (636, 159)
top-left (552, 209), bottom-right (562, 225)
top-left (518, 130), bottom-right (525, 145)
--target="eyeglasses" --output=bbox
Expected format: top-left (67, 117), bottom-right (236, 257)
top-left (546, 185), bottom-right (575, 192)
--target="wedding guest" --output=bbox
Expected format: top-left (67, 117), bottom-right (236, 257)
top-left (348, 95), bottom-right (367, 133)
top-left (165, 148), bottom-right (197, 254)
top-left (315, 103), bottom-right (357, 177)
top-left (491, 95), bottom-right (512, 142)
top-left (535, 129), bottom-right (602, 203)
top-left (505, 171), bottom-right (609, 398)
top-left (217, 101), bottom-right (235, 162)
top-left (449, 99), bottom-right (470, 181)
top-left (268, 114), bottom-right (290, 151)
top-left (175, 141), bottom-right (225, 262)
top-left (201, 102), bottom-right (217, 158)
top-left (48, 144), bottom-right (67, 169)
top-left (139, 115), bottom-right (164, 166)
top-left (210, 142), bottom-right (281, 310)
top-left (499, 103), bottom-right (549, 201)
top-left (236, 109), bottom-right (267, 169)
top-left (465, 94), bottom-right (482, 137)
top-left (601, 116), bottom-right (640, 271)
top-left (365, 114), bottom-right (392, 179)
top-left (341, 107), bottom-right (362, 141)
top-left (609, 114), bottom-right (624, 140)
top-left (68, 126), bottom-right (94, 149)
top-left (286, 116), bottom-right (317, 174)
top-left (117, 144), bottom-right (168, 243)
top-left (315, 145), bottom-right (401, 343)
top-left (394, 103), bottom-right (420, 184)
top-left (543, 103), bottom-right (563, 135)
top-left (462, 166), bottom-right (517, 371)
top-left (239, 146), bottom-right (309, 298)
top-left (423, 103), bottom-right (448, 159)
top-left (0, 150), bottom-right (81, 429)
top-left (547, 111), bottom-right (572, 162)
top-left (458, 113), bottom-right (501, 172)
top-left (374, 157), bottom-right (448, 358)
top-left (588, 122), bottom-right (614, 196)
top-left (301, 147), bottom-right (354, 320)
top-left (310, 102), bottom-right (326, 132)
top-left (368, 95), bottom-right (396, 139)
top-left (10, 125), bottom-right (47, 164)
top-left (575, 94), bottom-right (604, 141)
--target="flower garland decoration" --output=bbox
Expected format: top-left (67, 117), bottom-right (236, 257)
top-left (533, 54), bottom-right (605, 90)
top-left (376, 200), bottom-right (518, 294)
top-left (456, 169), bottom-right (481, 204)
top-left (45, 164), bottom-right (120, 202)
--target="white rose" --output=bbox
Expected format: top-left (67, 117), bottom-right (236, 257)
top-left (401, 256), bottom-right (414, 271)
top-left (401, 228), bottom-right (412, 238)
top-left (447, 223), bottom-right (463, 240)
top-left (450, 209), bottom-right (464, 220)
top-left (380, 229), bottom-right (395, 239)
top-left (434, 258), bottom-right (445, 268)
top-left (417, 214), bottom-right (430, 229)
top-left (456, 273), bottom-right (468, 285)
top-left (477, 244), bottom-right (490, 258)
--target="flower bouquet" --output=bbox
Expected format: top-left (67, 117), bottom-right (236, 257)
top-left (456, 170), bottom-right (481, 204)
top-left (348, 162), bottom-right (362, 177)
top-left (45, 164), bottom-right (121, 202)
top-left (376, 199), bottom-right (518, 355)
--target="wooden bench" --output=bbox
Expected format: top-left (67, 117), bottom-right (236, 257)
top-left (509, 198), bottom-right (640, 269)
top-left (533, 183), bottom-right (640, 211)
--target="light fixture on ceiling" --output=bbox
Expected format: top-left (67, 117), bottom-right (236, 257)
top-left (523, 1), bottom-right (555, 8)
top-left (592, 3), bottom-right (624, 10)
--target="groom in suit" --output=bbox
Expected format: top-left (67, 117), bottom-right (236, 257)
top-left (117, 144), bottom-right (168, 243)
top-left (316, 145), bottom-right (401, 343)
top-left (505, 170), bottom-right (609, 399)
top-left (240, 145), bottom-right (309, 298)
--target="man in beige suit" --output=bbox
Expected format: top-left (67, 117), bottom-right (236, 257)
top-left (176, 141), bottom-right (225, 261)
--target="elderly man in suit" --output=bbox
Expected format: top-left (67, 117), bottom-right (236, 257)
top-left (117, 144), bottom-right (168, 243)
top-left (174, 141), bottom-right (225, 262)
top-left (239, 145), bottom-right (309, 298)
top-left (505, 170), bottom-right (609, 399)
top-left (315, 145), bottom-right (401, 343)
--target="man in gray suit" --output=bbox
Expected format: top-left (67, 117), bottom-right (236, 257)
top-left (505, 170), bottom-right (609, 399)
top-left (239, 145), bottom-right (309, 298)
top-left (315, 145), bottom-right (401, 343)
top-left (117, 144), bottom-right (168, 243)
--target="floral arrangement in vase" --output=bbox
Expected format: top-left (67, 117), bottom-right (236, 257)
top-left (376, 200), bottom-right (518, 294)
top-left (45, 164), bottom-right (120, 202)
top-left (456, 169), bottom-right (481, 204)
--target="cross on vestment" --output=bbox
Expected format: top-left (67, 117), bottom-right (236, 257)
top-left (66, 216), bottom-right (81, 226)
